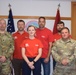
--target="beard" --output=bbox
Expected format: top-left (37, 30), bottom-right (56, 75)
top-left (58, 28), bottom-right (63, 33)
top-left (39, 24), bottom-right (45, 28)
top-left (58, 30), bottom-right (61, 33)
top-left (18, 27), bottom-right (24, 31)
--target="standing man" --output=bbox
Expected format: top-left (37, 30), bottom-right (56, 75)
top-left (52, 27), bottom-right (76, 75)
top-left (0, 19), bottom-right (14, 75)
top-left (36, 17), bottom-right (53, 75)
top-left (53, 21), bottom-right (72, 69)
top-left (53, 21), bottom-right (65, 42)
top-left (53, 21), bottom-right (65, 69)
top-left (12, 20), bottom-right (28, 75)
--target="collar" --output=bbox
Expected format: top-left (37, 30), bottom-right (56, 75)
top-left (60, 38), bottom-right (72, 43)
top-left (17, 31), bottom-right (26, 34)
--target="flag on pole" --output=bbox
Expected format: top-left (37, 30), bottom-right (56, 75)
top-left (7, 6), bottom-right (15, 33)
top-left (53, 6), bottom-right (60, 34)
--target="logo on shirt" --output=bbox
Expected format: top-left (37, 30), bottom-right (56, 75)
top-left (25, 36), bottom-right (28, 39)
top-left (14, 36), bottom-right (17, 39)
top-left (54, 39), bottom-right (57, 42)
top-left (25, 43), bottom-right (29, 47)
top-left (41, 36), bottom-right (45, 38)
top-left (35, 44), bottom-right (39, 47)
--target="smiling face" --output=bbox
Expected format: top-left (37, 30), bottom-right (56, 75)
top-left (61, 28), bottom-right (70, 40)
top-left (0, 19), bottom-right (6, 31)
top-left (38, 17), bottom-right (46, 29)
top-left (57, 23), bottom-right (64, 32)
top-left (17, 21), bottom-right (25, 31)
top-left (27, 26), bottom-right (36, 36)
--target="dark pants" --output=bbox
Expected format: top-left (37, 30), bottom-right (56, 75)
top-left (40, 58), bottom-right (50, 75)
top-left (53, 58), bottom-right (56, 70)
top-left (22, 58), bottom-right (41, 75)
top-left (12, 58), bottom-right (23, 75)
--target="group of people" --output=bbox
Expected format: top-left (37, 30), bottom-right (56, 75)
top-left (0, 16), bottom-right (76, 75)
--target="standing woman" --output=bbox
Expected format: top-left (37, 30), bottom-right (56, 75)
top-left (21, 25), bottom-right (43, 75)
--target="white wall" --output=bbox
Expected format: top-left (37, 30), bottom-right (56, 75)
top-left (0, 0), bottom-right (72, 75)
top-left (0, 0), bottom-right (71, 32)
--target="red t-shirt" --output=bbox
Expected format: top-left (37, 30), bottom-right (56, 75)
top-left (13, 31), bottom-right (29, 59)
top-left (53, 33), bottom-right (61, 42)
top-left (36, 28), bottom-right (54, 58)
top-left (21, 38), bottom-right (43, 58)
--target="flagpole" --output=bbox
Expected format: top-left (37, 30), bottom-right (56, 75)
top-left (8, 4), bottom-right (11, 10)
top-left (58, 3), bottom-right (60, 10)
top-left (7, 4), bottom-right (15, 33)
top-left (53, 4), bottom-right (61, 34)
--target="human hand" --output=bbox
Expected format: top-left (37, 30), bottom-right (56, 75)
top-left (44, 57), bottom-right (50, 63)
top-left (28, 61), bottom-right (35, 69)
top-left (0, 56), bottom-right (6, 62)
top-left (61, 58), bottom-right (68, 66)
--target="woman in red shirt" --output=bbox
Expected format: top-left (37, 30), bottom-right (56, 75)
top-left (21, 25), bottom-right (43, 75)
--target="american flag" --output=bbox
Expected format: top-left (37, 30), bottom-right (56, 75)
top-left (7, 8), bottom-right (15, 33)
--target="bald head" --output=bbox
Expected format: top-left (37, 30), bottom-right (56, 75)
top-left (0, 19), bottom-right (6, 31)
top-left (0, 19), bottom-right (6, 24)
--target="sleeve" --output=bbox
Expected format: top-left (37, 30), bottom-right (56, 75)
top-left (20, 40), bottom-right (26, 48)
top-left (52, 42), bottom-right (63, 63)
top-left (68, 42), bottom-right (76, 63)
top-left (38, 40), bottom-right (43, 48)
top-left (5, 35), bottom-right (14, 59)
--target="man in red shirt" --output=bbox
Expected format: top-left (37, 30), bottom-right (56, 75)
top-left (36, 17), bottom-right (53, 75)
top-left (53, 21), bottom-right (65, 42)
top-left (12, 20), bottom-right (28, 75)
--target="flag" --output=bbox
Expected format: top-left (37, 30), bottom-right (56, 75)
top-left (53, 8), bottom-right (60, 34)
top-left (7, 8), bottom-right (15, 33)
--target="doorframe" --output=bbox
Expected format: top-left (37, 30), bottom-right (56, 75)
top-left (71, 1), bottom-right (76, 39)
